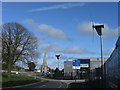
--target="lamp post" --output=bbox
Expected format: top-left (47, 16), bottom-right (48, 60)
top-left (55, 55), bottom-right (60, 70)
top-left (92, 24), bottom-right (104, 79)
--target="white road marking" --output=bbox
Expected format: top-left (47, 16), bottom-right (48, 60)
top-left (58, 82), bottom-right (65, 88)
top-left (39, 85), bottom-right (46, 87)
top-left (35, 84), bottom-right (46, 88)
top-left (60, 79), bottom-right (85, 84)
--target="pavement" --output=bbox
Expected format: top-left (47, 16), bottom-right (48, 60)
top-left (60, 79), bottom-right (85, 84)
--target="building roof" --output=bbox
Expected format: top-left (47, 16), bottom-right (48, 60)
top-left (64, 57), bottom-right (109, 62)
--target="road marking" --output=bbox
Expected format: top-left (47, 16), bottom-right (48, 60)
top-left (39, 85), bottom-right (46, 87)
top-left (58, 82), bottom-right (62, 88)
top-left (34, 84), bottom-right (46, 88)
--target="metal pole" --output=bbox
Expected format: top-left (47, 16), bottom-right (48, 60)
top-left (100, 35), bottom-right (104, 79)
top-left (58, 59), bottom-right (59, 70)
top-left (74, 66), bottom-right (77, 83)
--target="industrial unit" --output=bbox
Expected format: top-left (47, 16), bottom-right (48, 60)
top-left (64, 57), bottom-right (108, 78)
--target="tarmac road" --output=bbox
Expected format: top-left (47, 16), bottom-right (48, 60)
top-left (27, 80), bottom-right (68, 88)
top-left (3, 80), bottom-right (68, 89)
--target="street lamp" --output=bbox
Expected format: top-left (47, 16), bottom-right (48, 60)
top-left (92, 24), bottom-right (104, 79)
top-left (55, 54), bottom-right (60, 70)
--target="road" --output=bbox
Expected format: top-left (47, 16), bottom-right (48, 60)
top-left (28, 80), bottom-right (68, 88)
top-left (3, 74), bottom-right (85, 89)
top-left (3, 80), bottom-right (68, 89)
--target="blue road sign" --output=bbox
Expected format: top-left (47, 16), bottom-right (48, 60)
top-left (73, 60), bottom-right (80, 66)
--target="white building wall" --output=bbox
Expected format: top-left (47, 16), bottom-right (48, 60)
top-left (64, 61), bottom-right (74, 76)
top-left (64, 57), bottom-right (109, 76)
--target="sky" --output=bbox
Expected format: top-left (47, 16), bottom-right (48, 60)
top-left (2, 2), bottom-right (118, 70)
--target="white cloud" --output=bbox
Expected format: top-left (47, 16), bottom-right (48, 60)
top-left (46, 55), bottom-right (74, 60)
top-left (48, 59), bottom-right (58, 69)
top-left (60, 46), bottom-right (96, 54)
top-left (103, 24), bottom-right (118, 38)
top-left (41, 43), bottom-right (59, 52)
top-left (22, 19), bottom-right (72, 41)
top-left (28, 3), bottom-right (85, 12)
top-left (41, 43), bottom-right (96, 70)
top-left (37, 24), bottom-right (72, 40)
top-left (41, 43), bottom-right (96, 55)
top-left (22, 19), bottom-right (37, 27)
top-left (77, 22), bottom-right (118, 39)
top-left (103, 48), bottom-right (115, 56)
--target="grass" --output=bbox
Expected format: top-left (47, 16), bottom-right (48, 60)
top-left (68, 79), bottom-right (106, 89)
top-left (2, 73), bottom-right (42, 87)
top-left (0, 76), bottom-right (2, 82)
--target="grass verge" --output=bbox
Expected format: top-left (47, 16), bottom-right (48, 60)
top-left (2, 73), bottom-right (42, 87)
top-left (68, 79), bottom-right (106, 89)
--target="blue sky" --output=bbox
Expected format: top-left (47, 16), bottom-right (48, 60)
top-left (2, 2), bottom-right (118, 70)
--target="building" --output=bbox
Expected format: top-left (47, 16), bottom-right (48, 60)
top-left (64, 59), bottom-right (90, 78)
top-left (89, 57), bottom-right (108, 70)
top-left (104, 36), bottom-right (120, 88)
top-left (64, 61), bottom-right (73, 76)
top-left (40, 52), bottom-right (50, 73)
top-left (64, 57), bottom-right (108, 77)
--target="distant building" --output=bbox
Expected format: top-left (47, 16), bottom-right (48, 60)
top-left (64, 61), bottom-right (73, 76)
top-left (40, 52), bottom-right (50, 73)
top-left (64, 57), bottom-right (108, 77)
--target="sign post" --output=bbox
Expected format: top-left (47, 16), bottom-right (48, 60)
top-left (72, 60), bottom-right (80, 82)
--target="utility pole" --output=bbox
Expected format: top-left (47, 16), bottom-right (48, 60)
top-left (92, 24), bottom-right (104, 80)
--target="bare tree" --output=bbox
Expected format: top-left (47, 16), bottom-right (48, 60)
top-left (2, 22), bottom-right (38, 78)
